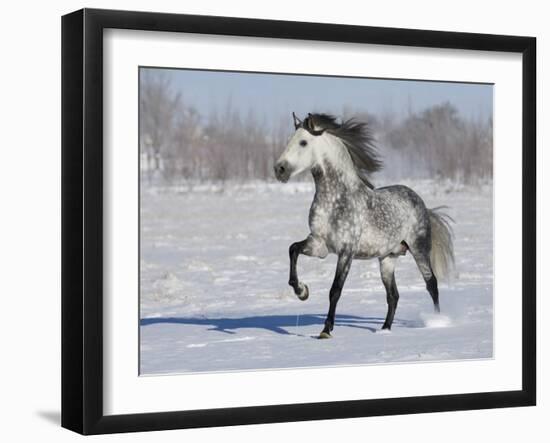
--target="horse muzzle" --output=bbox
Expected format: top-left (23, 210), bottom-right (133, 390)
top-left (274, 160), bottom-right (292, 183)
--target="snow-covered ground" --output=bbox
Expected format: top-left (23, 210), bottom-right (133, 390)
top-left (140, 179), bottom-right (493, 375)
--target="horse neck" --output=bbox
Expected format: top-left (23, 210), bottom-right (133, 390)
top-left (311, 137), bottom-right (365, 196)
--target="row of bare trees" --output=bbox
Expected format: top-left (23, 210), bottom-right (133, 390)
top-left (140, 71), bottom-right (493, 186)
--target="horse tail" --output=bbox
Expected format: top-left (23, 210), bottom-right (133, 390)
top-left (428, 207), bottom-right (456, 281)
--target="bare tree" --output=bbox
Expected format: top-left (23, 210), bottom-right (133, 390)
top-left (139, 70), bottom-right (181, 184)
top-left (379, 102), bottom-right (492, 183)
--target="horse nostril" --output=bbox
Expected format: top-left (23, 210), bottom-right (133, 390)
top-left (274, 162), bottom-right (290, 181)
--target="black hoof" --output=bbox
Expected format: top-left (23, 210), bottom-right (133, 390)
top-left (296, 283), bottom-right (309, 301)
top-left (381, 324), bottom-right (391, 330)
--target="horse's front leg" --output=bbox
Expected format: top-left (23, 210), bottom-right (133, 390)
top-left (289, 234), bottom-right (328, 301)
top-left (320, 249), bottom-right (353, 339)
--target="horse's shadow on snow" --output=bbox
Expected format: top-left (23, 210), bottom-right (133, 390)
top-left (140, 314), bottom-right (421, 336)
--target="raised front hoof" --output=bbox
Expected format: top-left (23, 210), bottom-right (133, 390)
top-left (318, 331), bottom-right (332, 339)
top-left (296, 283), bottom-right (309, 301)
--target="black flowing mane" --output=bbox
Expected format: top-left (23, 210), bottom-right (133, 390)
top-left (302, 113), bottom-right (383, 188)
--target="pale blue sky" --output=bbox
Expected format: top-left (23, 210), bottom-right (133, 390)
top-left (142, 67), bottom-right (493, 126)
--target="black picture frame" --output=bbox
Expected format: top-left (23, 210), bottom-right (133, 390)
top-left (61, 8), bottom-right (536, 435)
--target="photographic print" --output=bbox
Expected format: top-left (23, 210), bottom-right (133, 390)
top-left (62, 10), bottom-right (535, 433)
top-left (139, 67), bottom-right (494, 375)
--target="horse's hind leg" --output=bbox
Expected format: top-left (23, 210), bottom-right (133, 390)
top-left (410, 247), bottom-right (440, 313)
top-left (379, 256), bottom-right (399, 330)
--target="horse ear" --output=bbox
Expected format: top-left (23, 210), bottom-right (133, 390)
top-left (306, 113), bottom-right (315, 131)
top-left (292, 112), bottom-right (302, 129)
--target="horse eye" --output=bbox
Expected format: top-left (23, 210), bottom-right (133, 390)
top-left (299, 140), bottom-right (308, 147)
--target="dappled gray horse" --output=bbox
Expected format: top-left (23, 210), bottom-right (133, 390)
top-left (275, 113), bottom-right (455, 339)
